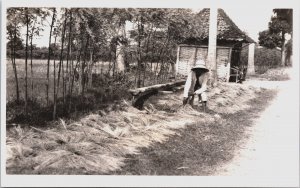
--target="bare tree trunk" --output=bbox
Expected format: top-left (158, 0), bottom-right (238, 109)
top-left (142, 62), bottom-right (146, 87)
top-left (62, 53), bottom-right (65, 105)
top-left (9, 34), bottom-right (18, 102)
top-left (281, 32), bottom-right (286, 66)
top-left (136, 18), bottom-right (143, 88)
top-left (53, 9), bottom-right (67, 119)
top-left (67, 46), bottom-right (73, 99)
top-left (46, 8), bottom-right (56, 106)
top-left (108, 59), bottom-right (112, 75)
top-left (68, 49), bottom-right (81, 113)
top-left (30, 35), bottom-right (34, 100)
top-left (155, 34), bottom-right (170, 83)
top-left (78, 34), bottom-right (85, 94)
top-left (141, 24), bottom-right (154, 87)
top-left (150, 37), bottom-right (156, 81)
top-left (52, 34), bottom-right (58, 120)
top-left (12, 27), bottom-right (20, 102)
top-left (66, 10), bottom-right (72, 100)
top-left (165, 62), bottom-right (171, 81)
top-left (87, 50), bottom-right (93, 88)
top-left (100, 61), bottom-right (104, 75)
top-left (24, 8), bottom-right (29, 114)
top-left (81, 35), bottom-right (90, 97)
top-left (112, 57), bottom-right (116, 77)
top-left (137, 41), bottom-right (142, 87)
top-left (159, 60), bottom-right (165, 83)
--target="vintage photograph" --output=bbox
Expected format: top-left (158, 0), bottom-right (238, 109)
top-left (1, 0), bottom-right (299, 186)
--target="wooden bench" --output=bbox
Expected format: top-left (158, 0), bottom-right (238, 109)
top-left (129, 80), bottom-right (186, 109)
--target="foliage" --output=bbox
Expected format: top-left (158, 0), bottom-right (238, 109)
top-left (240, 46), bottom-right (281, 74)
top-left (258, 9), bottom-right (293, 66)
top-left (258, 30), bottom-right (281, 49)
top-left (258, 9), bottom-right (293, 49)
top-left (269, 9), bottom-right (292, 34)
top-left (5, 7), bottom-right (200, 122)
top-left (254, 47), bottom-right (281, 73)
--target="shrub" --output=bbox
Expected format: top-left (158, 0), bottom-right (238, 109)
top-left (240, 45), bottom-right (281, 74)
top-left (92, 72), bottom-right (133, 101)
top-left (254, 47), bottom-right (281, 74)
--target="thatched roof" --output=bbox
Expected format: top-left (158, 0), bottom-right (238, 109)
top-left (191, 8), bottom-right (255, 43)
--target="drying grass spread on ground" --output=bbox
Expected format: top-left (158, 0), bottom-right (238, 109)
top-left (249, 67), bottom-right (291, 81)
top-left (7, 82), bottom-right (265, 174)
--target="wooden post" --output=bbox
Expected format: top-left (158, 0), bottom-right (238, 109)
top-left (247, 43), bottom-right (255, 75)
top-left (226, 48), bottom-right (232, 82)
top-left (116, 24), bottom-right (126, 72)
top-left (207, 8), bottom-right (218, 86)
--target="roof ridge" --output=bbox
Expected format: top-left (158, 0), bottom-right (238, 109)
top-left (193, 8), bottom-right (255, 43)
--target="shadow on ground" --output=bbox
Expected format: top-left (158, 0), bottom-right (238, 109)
top-left (114, 89), bottom-right (277, 175)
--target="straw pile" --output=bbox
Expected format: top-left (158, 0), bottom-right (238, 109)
top-left (6, 82), bottom-right (261, 174)
top-left (256, 67), bottom-right (290, 81)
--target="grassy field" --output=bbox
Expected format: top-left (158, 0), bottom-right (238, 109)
top-left (6, 59), bottom-right (111, 104)
top-left (6, 59), bottom-right (169, 104)
top-left (6, 58), bottom-right (173, 126)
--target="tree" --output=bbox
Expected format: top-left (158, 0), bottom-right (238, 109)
top-left (258, 9), bottom-right (292, 66)
top-left (24, 8), bottom-right (29, 114)
top-left (65, 9), bottom-right (73, 100)
top-left (6, 8), bottom-right (24, 103)
top-left (127, 8), bottom-right (195, 86)
top-left (28, 8), bottom-right (48, 100)
top-left (6, 34), bottom-right (24, 54)
top-left (53, 9), bottom-right (68, 119)
top-left (46, 8), bottom-right (57, 106)
top-left (99, 8), bottom-right (132, 75)
top-left (258, 30), bottom-right (281, 49)
top-left (52, 24), bottom-right (61, 120)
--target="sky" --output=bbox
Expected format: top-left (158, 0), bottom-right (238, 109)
top-left (223, 7), bottom-right (274, 41)
top-left (20, 7), bottom-right (274, 47)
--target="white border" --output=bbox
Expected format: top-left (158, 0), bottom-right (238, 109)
top-left (1, 0), bottom-right (299, 187)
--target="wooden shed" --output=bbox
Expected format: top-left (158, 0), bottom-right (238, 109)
top-left (175, 9), bottom-right (255, 82)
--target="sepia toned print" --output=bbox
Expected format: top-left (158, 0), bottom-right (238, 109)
top-left (4, 6), bottom-right (298, 180)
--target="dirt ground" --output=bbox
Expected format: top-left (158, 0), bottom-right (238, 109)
top-left (216, 68), bottom-right (299, 186)
top-left (114, 67), bottom-right (299, 186)
top-left (6, 66), bottom-right (299, 187)
top-left (114, 89), bottom-right (276, 176)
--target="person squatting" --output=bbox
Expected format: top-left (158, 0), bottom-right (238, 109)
top-left (182, 59), bottom-right (210, 112)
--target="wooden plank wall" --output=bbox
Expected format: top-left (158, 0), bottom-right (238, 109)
top-left (177, 45), bottom-right (231, 82)
top-left (216, 48), bottom-right (231, 82)
top-left (177, 46), bottom-right (196, 76)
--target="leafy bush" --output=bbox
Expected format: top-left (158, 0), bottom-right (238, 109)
top-left (240, 46), bottom-right (281, 74)
top-left (92, 72), bottom-right (134, 101)
top-left (6, 72), bottom-right (134, 125)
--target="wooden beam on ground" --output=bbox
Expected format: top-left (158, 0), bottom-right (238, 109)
top-left (129, 79), bottom-right (186, 109)
top-left (158, 90), bottom-right (174, 94)
top-left (129, 79), bottom-right (186, 96)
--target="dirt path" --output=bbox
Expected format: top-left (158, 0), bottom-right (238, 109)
top-left (217, 69), bottom-right (299, 186)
